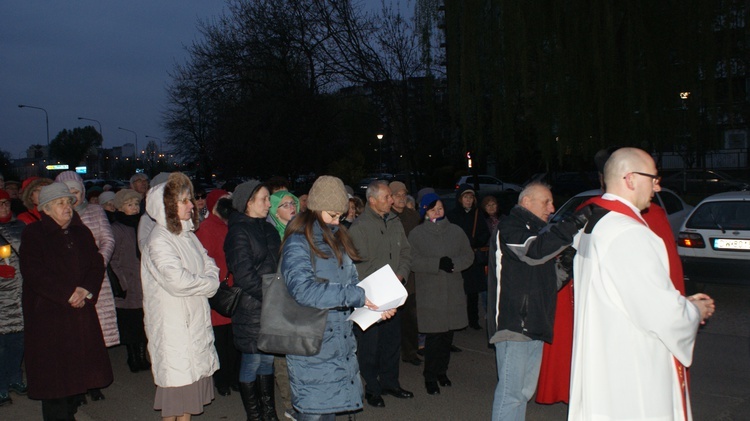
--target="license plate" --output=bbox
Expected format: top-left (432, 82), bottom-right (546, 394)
top-left (713, 238), bottom-right (750, 250)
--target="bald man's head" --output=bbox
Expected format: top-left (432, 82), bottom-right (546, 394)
top-left (603, 147), bottom-right (661, 210)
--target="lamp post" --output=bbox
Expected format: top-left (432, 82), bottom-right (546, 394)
top-left (18, 104), bottom-right (50, 156)
top-left (118, 127), bottom-right (138, 160)
top-left (376, 133), bottom-right (384, 171)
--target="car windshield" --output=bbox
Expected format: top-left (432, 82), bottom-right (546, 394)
top-left (686, 201), bottom-right (750, 230)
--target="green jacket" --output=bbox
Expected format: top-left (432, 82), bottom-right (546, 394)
top-left (349, 205), bottom-right (411, 281)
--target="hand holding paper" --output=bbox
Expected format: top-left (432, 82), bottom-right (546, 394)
top-left (348, 264), bottom-right (407, 330)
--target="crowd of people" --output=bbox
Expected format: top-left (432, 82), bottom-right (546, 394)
top-left (0, 148), bottom-right (716, 420)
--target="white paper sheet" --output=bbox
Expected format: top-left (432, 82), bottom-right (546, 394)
top-left (347, 264), bottom-right (408, 331)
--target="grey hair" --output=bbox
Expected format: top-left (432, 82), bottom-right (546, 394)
top-left (518, 181), bottom-right (551, 204)
top-left (366, 180), bottom-right (389, 200)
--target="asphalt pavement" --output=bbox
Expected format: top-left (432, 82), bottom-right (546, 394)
top-left (3, 283), bottom-right (749, 420)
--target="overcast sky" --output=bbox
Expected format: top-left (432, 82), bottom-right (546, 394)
top-left (0, 1), bottom-right (407, 163)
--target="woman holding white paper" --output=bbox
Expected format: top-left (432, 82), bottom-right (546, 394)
top-left (280, 175), bottom-right (393, 421)
top-left (408, 193), bottom-right (474, 395)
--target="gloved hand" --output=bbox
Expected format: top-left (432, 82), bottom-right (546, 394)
top-left (0, 265), bottom-right (16, 279)
top-left (557, 246), bottom-right (576, 275)
top-left (439, 256), bottom-right (454, 273)
top-left (564, 204), bottom-right (594, 229)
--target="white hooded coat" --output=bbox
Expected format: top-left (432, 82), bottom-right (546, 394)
top-left (141, 182), bottom-right (220, 387)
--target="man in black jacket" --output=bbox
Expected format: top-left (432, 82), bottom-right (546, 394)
top-left (487, 182), bottom-right (586, 421)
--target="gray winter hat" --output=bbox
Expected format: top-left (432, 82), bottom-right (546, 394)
top-left (99, 191), bottom-right (116, 206)
top-left (38, 182), bottom-right (77, 209)
top-left (232, 180), bottom-right (262, 212)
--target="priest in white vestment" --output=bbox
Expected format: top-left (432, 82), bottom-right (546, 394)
top-left (569, 148), bottom-right (715, 421)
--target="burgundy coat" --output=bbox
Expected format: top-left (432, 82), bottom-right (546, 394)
top-left (20, 211), bottom-right (113, 399)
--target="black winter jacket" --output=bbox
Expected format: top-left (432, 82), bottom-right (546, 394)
top-left (224, 211), bottom-right (280, 353)
top-left (487, 205), bottom-right (579, 343)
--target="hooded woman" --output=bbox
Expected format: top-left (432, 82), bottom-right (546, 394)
top-left (268, 190), bottom-right (299, 239)
top-left (141, 172), bottom-right (220, 421)
top-left (20, 182), bottom-right (113, 421)
top-left (16, 177), bottom-right (53, 225)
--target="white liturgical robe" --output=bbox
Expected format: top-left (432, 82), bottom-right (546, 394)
top-left (569, 196), bottom-right (701, 421)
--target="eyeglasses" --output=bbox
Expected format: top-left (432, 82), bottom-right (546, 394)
top-left (0, 201), bottom-right (10, 207)
top-left (179, 197), bottom-right (193, 204)
top-left (625, 171), bottom-right (662, 185)
top-left (278, 202), bottom-right (296, 209)
top-left (194, 194), bottom-right (207, 200)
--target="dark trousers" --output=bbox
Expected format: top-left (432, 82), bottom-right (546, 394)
top-left (400, 292), bottom-right (419, 360)
top-left (42, 396), bottom-right (78, 421)
top-left (355, 311), bottom-right (401, 395)
top-left (423, 331), bottom-right (454, 382)
top-left (213, 324), bottom-right (240, 388)
top-left (467, 292), bottom-right (480, 326)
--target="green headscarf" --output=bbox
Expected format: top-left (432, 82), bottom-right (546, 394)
top-left (269, 190), bottom-right (299, 239)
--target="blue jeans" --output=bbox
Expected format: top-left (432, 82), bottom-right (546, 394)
top-left (492, 340), bottom-right (543, 421)
top-left (0, 332), bottom-right (24, 394)
top-left (239, 352), bottom-right (274, 383)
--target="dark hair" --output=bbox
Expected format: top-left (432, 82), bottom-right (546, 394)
top-left (281, 210), bottom-right (360, 265)
top-left (216, 197), bottom-right (234, 221)
top-left (266, 176), bottom-right (289, 193)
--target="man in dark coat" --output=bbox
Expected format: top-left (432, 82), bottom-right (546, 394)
top-left (447, 184), bottom-right (490, 330)
top-left (20, 182), bottom-right (112, 421)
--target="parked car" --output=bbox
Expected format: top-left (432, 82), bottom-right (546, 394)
top-left (677, 191), bottom-right (750, 286)
top-left (356, 174), bottom-right (393, 198)
top-left (550, 188), bottom-right (693, 239)
top-left (455, 175), bottom-right (522, 193)
top-left (660, 169), bottom-right (750, 196)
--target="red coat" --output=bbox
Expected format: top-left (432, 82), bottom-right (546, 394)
top-left (20, 212), bottom-right (113, 399)
top-left (195, 213), bottom-right (233, 326)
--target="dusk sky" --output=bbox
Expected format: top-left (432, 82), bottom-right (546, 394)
top-left (0, 1), bottom-right (406, 163)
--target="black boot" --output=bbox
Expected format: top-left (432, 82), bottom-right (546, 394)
top-left (136, 342), bottom-right (151, 371)
top-left (257, 375), bottom-right (279, 421)
top-left (126, 344), bottom-right (139, 373)
top-left (239, 382), bottom-right (263, 421)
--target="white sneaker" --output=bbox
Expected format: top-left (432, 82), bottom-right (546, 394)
top-left (284, 408), bottom-right (298, 420)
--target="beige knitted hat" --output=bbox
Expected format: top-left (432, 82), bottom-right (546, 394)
top-left (307, 176), bottom-right (349, 214)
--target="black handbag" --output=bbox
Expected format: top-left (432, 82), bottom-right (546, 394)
top-left (106, 264), bottom-right (127, 299)
top-left (257, 256), bottom-right (328, 356)
top-left (209, 274), bottom-right (242, 318)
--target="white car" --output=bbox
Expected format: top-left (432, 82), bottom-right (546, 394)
top-left (677, 191), bottom-right (750, 285)
top-left (550, 188), bottom-right (693, 240)
top-left (455, 175), bottom-right (522, 193)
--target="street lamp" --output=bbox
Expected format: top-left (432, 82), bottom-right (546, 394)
top-left (18, 104), bottom-right (50, 156)
top-left (118, 127), bottom-right (138, 160)
top-left (376, 134), bottom-right (384, 170)
top-left (78, 117), bottom-right (103, 143)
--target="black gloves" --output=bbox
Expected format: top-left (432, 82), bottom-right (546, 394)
top-left (439, 256), bottom-right (454, 273)
top-left (564, 204), bottom-right (594, 230)
top-left (558, 246), bottom-right (576, 275)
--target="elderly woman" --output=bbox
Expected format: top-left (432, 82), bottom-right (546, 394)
top-left (224, 180), bottom-right (281, 420)
top-left (99, 191), bottom-right (117, 222)
top-left (281, 176), bottom-right (394, 421)
top-left (16, 177), bottom-right (53, 225)
top-left (482, 195), bottom-right (501, 233)
top-left (408, 193), bottom-right (473, 396)
top-left (109, 189), bottom-right (150, 373)
top-left (340, 196), bottom-right (364, 229)
top-left (141, 172), bottom-right (220, 421)
top-left (56, 171), bottom-right (118, 402)
top-left (19, 183), bottom-right (113, 421)
top-left (0, 190), bottom-right (26, 406)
